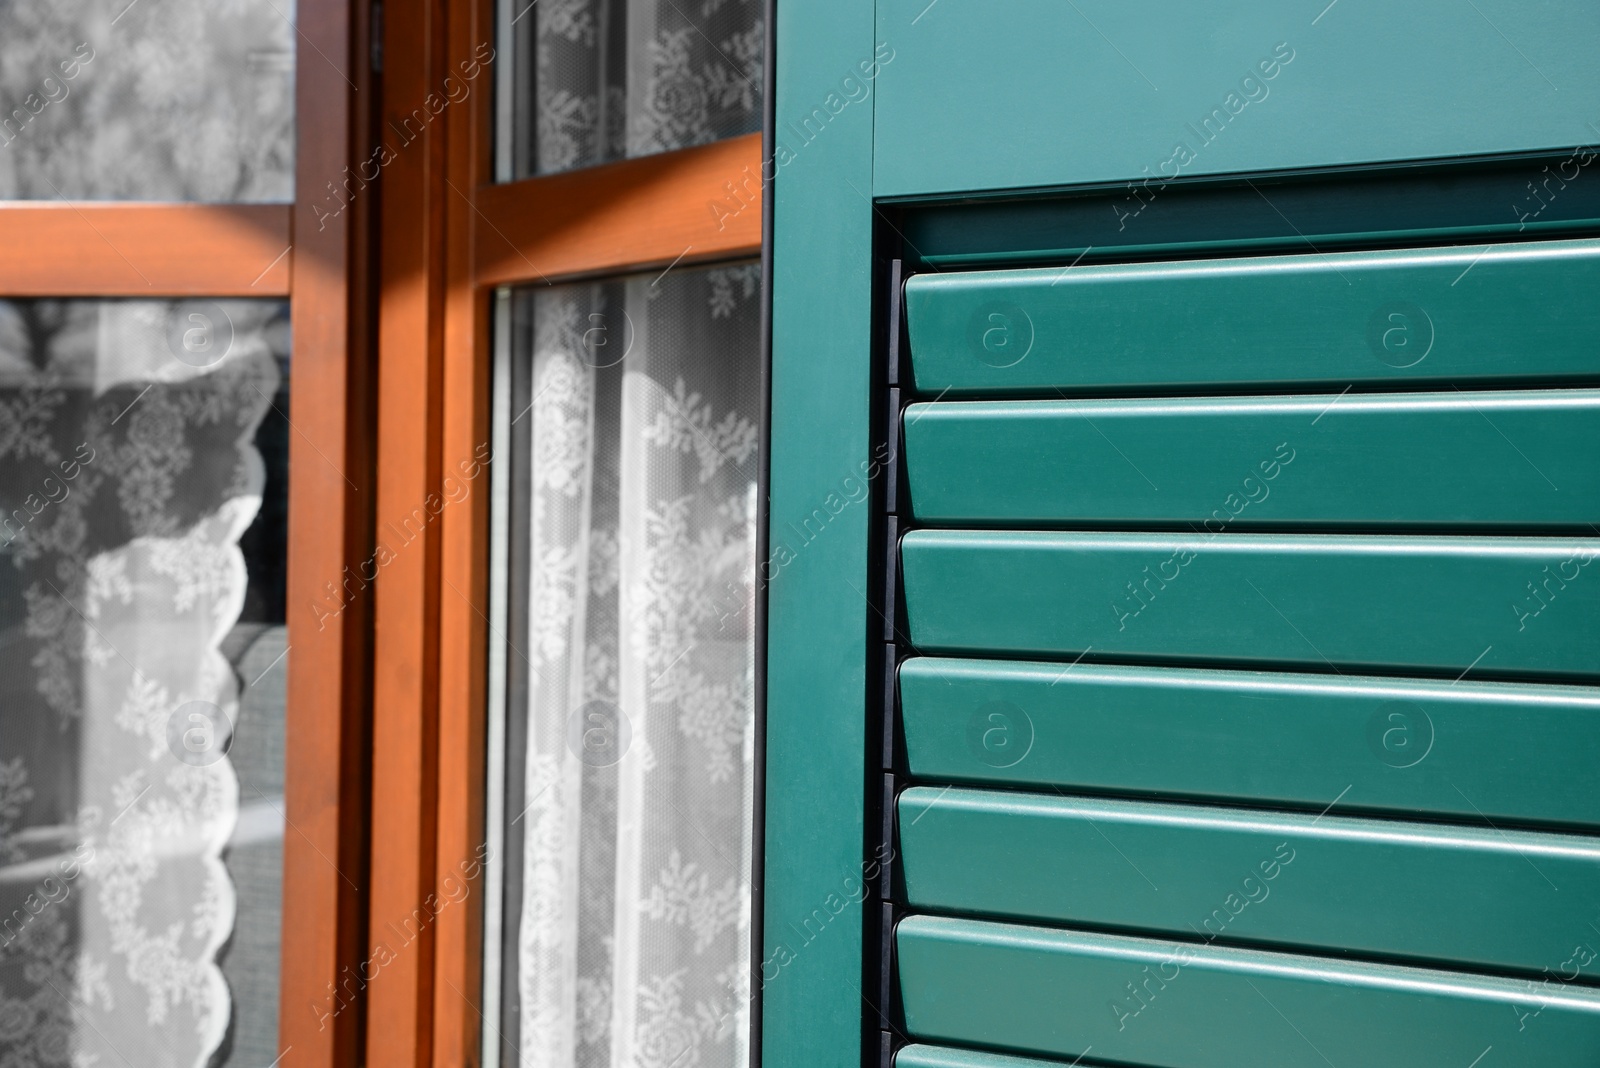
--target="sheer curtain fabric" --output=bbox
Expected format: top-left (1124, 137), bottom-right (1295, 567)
top-left (0, 300), bottom-right (287, 1067)
top-left (513, 0), bottom-right (763, 177)
top-left (498, 263), bottom-right (761, 1068)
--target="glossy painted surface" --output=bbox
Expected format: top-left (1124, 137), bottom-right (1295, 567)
top-left (899, 530), bottom-right (1600, 677)
top-left (896, 916), bottom-right (1600, 1067)
top-left (899, 658), bottom-right (1600, 828)
top-left (899, 786), bottom-right (1600, 973)
top-left (895, 1046), bottom-right (1061, 1068)
top-left (903, 390), bottom-right (1600, 527)
top-left (899, 160), bottom-right (1600, 270)
top-left (764, 0), bottom-right (876, 1064)
top-left (874, 0), bottom-right (1600, 198)
top-left (903, 239), bottom-right (1600, 395)
top-left (775, 0), bottom-right (1600, 1059)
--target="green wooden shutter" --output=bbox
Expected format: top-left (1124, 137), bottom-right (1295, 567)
top-left (766, 3), bottom-right (1600, 1067)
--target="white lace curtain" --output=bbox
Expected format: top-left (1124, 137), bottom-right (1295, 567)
top-left (515, 0), bottom-right (763, 176)
top-left (0, 301), bottom-right (283, 1067)
top-left (498, 263), bottom-right (761, 1068)
top-left (0, 0), bottom-right (294, 201)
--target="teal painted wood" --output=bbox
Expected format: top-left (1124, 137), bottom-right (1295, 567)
top-left (895, 916), bottom-right (1600, 1067)
top-left (903, 390), bottom-right (1600, 527)
top-left (873, 0), bottom-right (1600, 198)
top-left (900, 165), bottom-right (1600, 271)
top-left (899, 786), bottom-right (1600, 974)
top-left (764, 0), bottom-right (877, 1063)
top-left (902, 239), bottom-right (1600, 396)
top-left (899, 658), bottom-right (1600, 828)
top-left (896, 1045), bottom-right (1065, 1068)
top-left (899, 531), bottom-right (1600, 677)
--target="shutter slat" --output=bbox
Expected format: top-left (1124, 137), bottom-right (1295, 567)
top-left (895, 1045), bottom-right (1069, 1068)
top-left (899, 657), bottom-right (1600, 828)
top-left (899, 530), bottom-right (1600, 678)
top-left (896, 916), bottom-right (1600, 1067)
top-left (904, 239), bottom-right (1600, 395)
top-left (903, 391), bottom-right (1600, 528)
top-left (899, 786), bottom-right (1600, 974)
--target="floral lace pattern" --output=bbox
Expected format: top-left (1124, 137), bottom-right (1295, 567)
top-left (0, 300), bottom-right (283, 1067)
top-left (517, 0), bottom-right (762, 177)
top-left (0, 0), bottom-right (294, 200)
top-left (503, 264), bottom-right (760, 1068)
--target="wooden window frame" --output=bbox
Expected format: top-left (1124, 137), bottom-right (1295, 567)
top-left (364, 1), bottom-right (764, 1064)
top-left (0, 0), bottom-right (763, 1062)
top-left (0, 2), bottom-right (374, 1066)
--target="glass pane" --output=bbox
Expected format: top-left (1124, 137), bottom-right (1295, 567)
top-left (487, 261), bottom-right (763, 1067)
top-left (506, 0), bottom-right (763, 178)
top-left (0, 1), bottom-right (295, 200)
top-left (0, 299), bottom-right (290, 1066)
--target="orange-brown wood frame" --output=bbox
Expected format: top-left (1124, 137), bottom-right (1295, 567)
top-left (0, 203), bottom-right (293, 295)
top-left (281, 0), bottom-right (375, 1066)
top-left (367, 0), bottom-right (449, 1063)
top-left (365, 1), bottom-right (764, 1063)
top-left (475, 132), bottom-right (765, 286)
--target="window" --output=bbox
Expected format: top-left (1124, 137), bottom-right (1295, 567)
top-left (462, 4), bottom-right (770, 1066)
top-left (504, 0), bottom-right (763, 177)
top-left (0, 299), bottom-right (289, 1067)
top-left (486, 262), bottom-right (763, 1067)
top-left (0, 0), bottom-right (294, 200)
top-left (0, 3), bottom-right (368, 1067)
top-left (0, 0), bottom-right (766, 1061)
